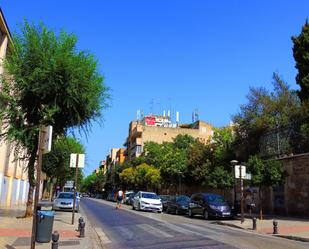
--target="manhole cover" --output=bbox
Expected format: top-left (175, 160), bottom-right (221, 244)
top-left (59, 240), bottom-right (80, 246)
top-left (12, 237), bottom-right (31, 246)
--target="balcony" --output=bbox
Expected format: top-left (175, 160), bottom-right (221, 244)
top-left (131, 125), bottom-right (143, 138)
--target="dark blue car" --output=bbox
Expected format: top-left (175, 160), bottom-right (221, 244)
top-left (188, 193), bottom-right (232, 219)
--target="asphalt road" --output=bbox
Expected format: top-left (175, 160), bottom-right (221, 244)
top-left (81, 198), bottom-right (309, 249)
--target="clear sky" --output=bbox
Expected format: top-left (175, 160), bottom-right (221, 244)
top-left (2, 1), bottom-right (308, 175)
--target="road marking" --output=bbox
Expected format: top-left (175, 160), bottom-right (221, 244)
top-left (137, 223), bottom-right (173, 238)
top-left (114, 226), bottom-right (135, 240)
top-left (182, 223), bottom-right (223, 236)
top-left (162, 222), bottom-right (206, 237)
top-left (94, 227), bottom-right (112, 244)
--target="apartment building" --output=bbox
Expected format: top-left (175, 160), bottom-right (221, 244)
top-left (0, 9), bottom-right (30, 207)
top-left (124, 114), bottom-right (214, 161)
top-left (105, 148), bottom-right (126, 174)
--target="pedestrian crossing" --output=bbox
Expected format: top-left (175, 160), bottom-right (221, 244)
top-left (110, 221), bottom-right (223, 243)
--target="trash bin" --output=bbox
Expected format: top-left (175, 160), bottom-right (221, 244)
top-left (36, 210), bottom-right (55, 243)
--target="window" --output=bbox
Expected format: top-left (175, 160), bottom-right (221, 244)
top-left (136, 145), bottom-right (142, 154)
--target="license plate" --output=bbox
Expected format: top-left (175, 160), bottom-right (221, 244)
top-left (223, 212), bottom-right (230, 216)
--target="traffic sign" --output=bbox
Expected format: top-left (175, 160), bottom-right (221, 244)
top-left (235, 165), bottom-right (246, 179)
top-left (70, 153), bottom-right (85, 168)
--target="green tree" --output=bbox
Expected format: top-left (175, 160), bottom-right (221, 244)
top-left (292, 20), bottom-right (309, 151)
top-left (232, 73), bottom-right (301, 160)
top-left (43, 136), bottom-right (85, 195)
top-left (119, 163), bottom-right (161, 191)
top-left (292, 20), bottom-right (309, 102)
top-left (0, 21), bottom-right (109, 216)
top-left (247, 155), bottom-right (284, 219)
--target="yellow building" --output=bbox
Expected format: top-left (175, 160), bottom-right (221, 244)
top-left (124, 115), bottom-right (214, 161)
top-left (0, 9), bottom-right (30, 207)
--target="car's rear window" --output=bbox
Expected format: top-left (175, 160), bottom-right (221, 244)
top-left (58, 193), bottom-right (74, 199)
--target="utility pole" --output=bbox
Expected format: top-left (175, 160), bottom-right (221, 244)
top-left (69, 153), bottom-right (85, 225)
top-left (240, 165), bottom-right (244, 224)
top-left (72, 154), bottom-right (79, 225)
top-left (30, 127), bottom-right (45, 249)
top-left (31, 126), bottom-right (52, 249)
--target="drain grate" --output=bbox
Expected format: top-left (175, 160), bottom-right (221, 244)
top-left (59, 240), bottom-right (81, 246)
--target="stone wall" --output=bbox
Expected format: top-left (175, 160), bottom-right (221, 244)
top-left (281, 153), bottom-right (309, 217)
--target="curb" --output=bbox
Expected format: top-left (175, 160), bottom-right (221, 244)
top-left (274, 234), bottom-right (309, 243)
top-left (213, 221), bottom-right (246, 230)
top-left (79, 205), bottom-right (105, 249)
top-left (215, 221), bottom-right (309, 243)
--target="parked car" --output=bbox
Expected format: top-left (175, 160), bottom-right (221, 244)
top-left (188, 193), bottom-right (232, 219)
top-left (166, 195), bottom-right (190, 215)
top-left (125, 192), bottom-right (136, 205)
top-left (159, 195), bottom-right (173, 212)
top-left (132, 191), bottom-right (163, 213)
top-left (53, 192), bottom-right (79, 212)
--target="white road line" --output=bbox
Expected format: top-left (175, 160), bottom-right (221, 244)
top-left (114, 226), bottom-right (135, 240)
top-left (137, 223), bottom-right (173, 238)
top-left (163, 222), bottom-right (206, 237)
top-left (94, 227), bottom-right (112, 244)
top-left (182, 223), bottom-right (223, 235)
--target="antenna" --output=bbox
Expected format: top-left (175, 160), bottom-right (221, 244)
top-left (163, 110), bottom-right (166, 117)
top-left (176, 111), bottom-right (179, 127)
top-left (149, 99), bottom-right (154, 115)
top-left (195, 109), bottom-right (199, 121)
top-left (136, 110), bottom-right (141, 120)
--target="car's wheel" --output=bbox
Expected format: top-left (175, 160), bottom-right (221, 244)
top-left (137, 203), bottom-right (141, 211)
top-left (188, 209), bottom-right (194, 218)
top-left (175, 208), bottom-right (179, 215)
top-left (203, 210), bottom-right (209, 220)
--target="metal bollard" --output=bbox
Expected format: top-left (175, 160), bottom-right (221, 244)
top-left (78, 217), bottom-right (84, 231)
top-left (252, 217), bottom-right (257, 230)
top-left (51, 231), bottom-right (60, 249)
top-left (79, 220), bottom-right (85, 238)
top-left (273, 220), bottom-right (278, 234)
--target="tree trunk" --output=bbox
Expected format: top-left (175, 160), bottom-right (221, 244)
top-left (24, 148), bottom-right (37, 217)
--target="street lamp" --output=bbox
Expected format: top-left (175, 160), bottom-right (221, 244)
top-left (230, 160), bottom-right (238, 212)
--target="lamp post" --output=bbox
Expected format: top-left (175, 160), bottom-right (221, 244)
top-left (230, 160), bottom-right (238, 212)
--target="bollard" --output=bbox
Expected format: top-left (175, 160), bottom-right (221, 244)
top-left (252, 217), bottom-right (257, 230)
top-left (51, 231), bottom-right (60, 249)
top-left (79, 220), bottom-right (85, 238)
top-left (78, 217), bottom-right (84, 231)
top-left (273, 220), bottom-right (278, 234)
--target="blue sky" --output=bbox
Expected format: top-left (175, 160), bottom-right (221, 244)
top-left (2, 1), bottom-right (308, 175)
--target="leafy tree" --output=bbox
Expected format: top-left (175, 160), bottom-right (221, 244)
top-left (80, 171), bottom-right (106, 194)
top-left (292, 21), bottom-right (309, 151)
top-left (43, 136), bottom-right (85, 192)
top-left (292, 20), bottom-right (309, 102)
top-left (247, 155), bottom-right (284, 219)
top-left (232, 73), bottom-right (301, 160)
top-left (119, 163), bottom-right (161, 191)
top-left (0, 21), bottom-right (109, 216)
top-left (187, 128), bottom-right (234, 191)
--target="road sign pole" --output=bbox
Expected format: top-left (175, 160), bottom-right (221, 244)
top-left (30, 126), bottom-right (45, 249)
top-left (71, 154), bottom-right (79, 225)
top-left (240, 165), bottom-right (244, 224)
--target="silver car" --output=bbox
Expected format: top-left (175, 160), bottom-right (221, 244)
top-left (53, 192), bottom-right (79, 212)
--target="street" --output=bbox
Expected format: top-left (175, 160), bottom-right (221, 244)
top-left (81, 198), bottom-right (309, 249)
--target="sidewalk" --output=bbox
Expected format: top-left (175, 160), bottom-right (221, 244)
top-left (0, 205), bottom-right (102, 249)
top-left (216, 213), bottom-right (309, 242)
